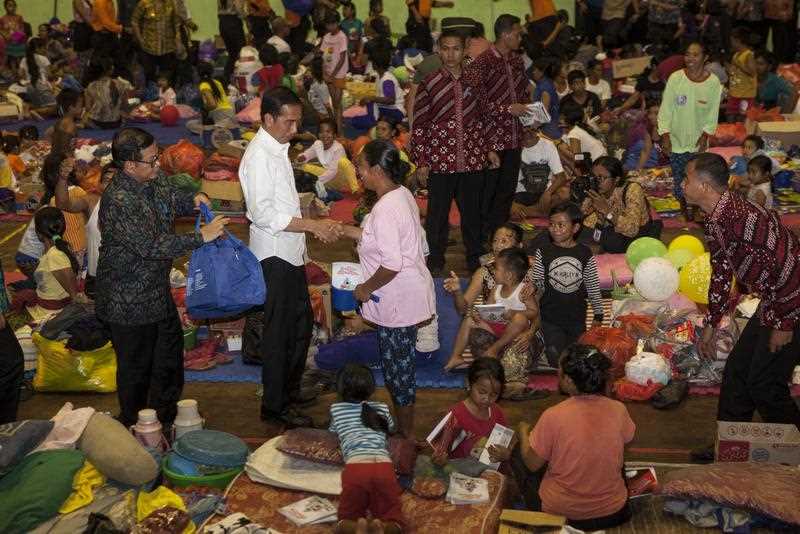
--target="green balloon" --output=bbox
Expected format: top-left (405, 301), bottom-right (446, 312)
top-left (393, 66), bottom-right (409, 83)
top-left (665, 248), bottom-right (695, 269)
top-left (626, 237), bottom-right (668, 270)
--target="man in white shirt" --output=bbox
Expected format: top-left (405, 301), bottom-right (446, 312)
top-left (585, 60), bottom-right (612, 107)
top-left (512, 128), bottom-right (570, 219)
top-left (239, 87), bottom-right (341, 428)
top-left (267, 17), bottom-right (292, 55)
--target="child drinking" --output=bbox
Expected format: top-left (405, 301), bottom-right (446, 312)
top-left (532, 202), bottom-right (604, 366)
top-left (445, 246), bottom-right (544, 400)
top-left (432, 357), bottom-right (513, 467)
top-left (742, 155), bottom-right (773, 209)
top-left (330, 363), bottom-right (403, 534)
top-left (295, 118), bottom-right (351, 197)
top-left (514, 344), bottom-right (635, 530)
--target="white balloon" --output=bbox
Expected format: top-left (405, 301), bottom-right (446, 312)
top-left (633, 257), bottom-right (680, 302)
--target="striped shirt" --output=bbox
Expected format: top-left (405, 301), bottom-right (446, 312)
top-left (706, 191), bottom-right (800, 331)
top-left (411, 67), bottom-right (488, 174)
top-left (532, 244), bottom-right (604, 326)
top-left (329, 402), bottom-right (394, 461)
top-left (463, 46), bottom-right (530, 152)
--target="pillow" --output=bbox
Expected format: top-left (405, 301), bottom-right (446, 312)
top-left (0, 449), bottom-right (85, 534)
top-left (0, 420), bottom-right (54, 474)
top-left (77, 413), bottom-right (159, 486)
top-left (660, 463), bottom-right (800, 525)
top-left (277, 428), bottom-right (417, 475)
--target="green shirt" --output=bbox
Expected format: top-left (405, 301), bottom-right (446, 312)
top-left (657, 69), bottom-right (722, 154)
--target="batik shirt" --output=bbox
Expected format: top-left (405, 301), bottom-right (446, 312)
top-left (464, 46), bottom-right (530, 152)
top-left (96, 170), bottom-right (203, 326)
top-left (412, 67), bottom-right (488, 174)
top-left (131, 0), bottom-right (179, 56)
top-left (705, 191), bottom-right (800, 331)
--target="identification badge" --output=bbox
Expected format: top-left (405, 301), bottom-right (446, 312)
top-left (676, 95), bottom-right (688, 106)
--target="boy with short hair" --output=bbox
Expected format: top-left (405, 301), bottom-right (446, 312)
top-left (532, 201), bottom-right (604, 366)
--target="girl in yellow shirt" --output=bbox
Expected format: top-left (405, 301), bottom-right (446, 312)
top-left (727, 27), bottom-right (757, 122)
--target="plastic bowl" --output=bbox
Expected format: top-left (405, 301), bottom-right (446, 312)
top-left (162, 455), bottom-right (242, 490)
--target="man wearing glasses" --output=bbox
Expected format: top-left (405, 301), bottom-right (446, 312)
top-left (96, 127), bottom-right (228, 429)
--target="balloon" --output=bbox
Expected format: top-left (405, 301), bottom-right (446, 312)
top-left (665, 248), bottom-right (695, 270)
top-left (160, 105), bottom-right (179, 127)
top-left (668, 234), bottom-right (705, 257)
top-left (679, 252), bottom-right (712, 304)
top-left (666, 292), bottom-right (698, 312)
top-left (625, 237), bottom-right (668, 270)
top-left (393, 66), bottom-right (409, 83)
top-left (633, 257), bottom-right (680, 302)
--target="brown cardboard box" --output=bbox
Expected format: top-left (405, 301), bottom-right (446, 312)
top-left (716, 421), bottom-right (800, 465)
top-left (201, 179), bottom-right (243, 202)
top-left (611, 56), bottom-right (652, 79)
top-left (754, 119), bottom-right (800, 148)
top-left (217, 140), bottom-right (247, 159)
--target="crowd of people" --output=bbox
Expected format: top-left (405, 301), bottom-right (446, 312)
top-left (1, 0), bottom-right (800, 531)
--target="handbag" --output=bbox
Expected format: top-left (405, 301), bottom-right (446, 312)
top-left (186, 204), bottom-right (267, 319)
top-left (519, 160), bottom-right (551, 201)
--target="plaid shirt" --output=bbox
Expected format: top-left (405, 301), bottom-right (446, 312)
top-left (132, 0), bottom-right (180, 56)
top-left (463, 46), bottom-right (530, 152)
top-left (706, 191), bottom-right (800, 331)
top-left (96, 170), bottom-right (202, 326)
top-left (411, 68), bottom-right (488, 174)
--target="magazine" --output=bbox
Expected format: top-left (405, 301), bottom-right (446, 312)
top-left (446, 473), bottom-right (489, 505)
top-left (477, 423), bottom-right (514, 469)
top-left (278, 496), bottom-right (337, 526)
top-left (475, 304), bottom-right (506, 323)
top-left (426, 412), bottom-right (467, 457)
top-left (625, 467), bottom-right (658, 499)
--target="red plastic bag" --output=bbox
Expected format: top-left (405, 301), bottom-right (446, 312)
top-left (613, 378), bottom-right (663, 401)
top-left (160, 139), bottom-right (205, 178)
top-left (709, 123), bottom-right (747, 147)
top-left (578, 327), bottom-right (637, 379)
top-left (614, 314), bottom-right (656, 339)
top-left (745, 106), bottom-right (784, 122)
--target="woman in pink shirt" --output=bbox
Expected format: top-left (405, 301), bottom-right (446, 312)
top-left (514, 344), bottom-right (635, 530)
top-left (342, 140), bottom-right (436, 439)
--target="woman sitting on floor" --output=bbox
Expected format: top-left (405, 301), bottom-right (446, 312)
top-left (514, 344), bottom-right (634, 531)
top-left (295, 118), bottom-right (355, 198)
top-left (187, 61), bottom-right (241, 148)
top-left (442, 223), bottom-right (545, 401)
top-left (84, 57), bottom-right (133, 130)
top-left (579, 156), bottom-right (656, 253)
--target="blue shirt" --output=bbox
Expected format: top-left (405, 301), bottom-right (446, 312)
top-left (329, 401), bottom-right (395, 461)
top-left (534, 77), bottom-right (561, 139)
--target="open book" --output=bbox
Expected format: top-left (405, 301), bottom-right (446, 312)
top-left (478, 423), bottom-right (514, 469)
top-left (426, 412), bottom-right (467, 458)
top-left (475, 304), bottom-right (506, 323)
top-left (446, 473), bottom-right (489, 505)
top-left (278, 496), bottom-right (337, 526)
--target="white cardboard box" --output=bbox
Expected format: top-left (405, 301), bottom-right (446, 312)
top-left (716, 421), bottom-right (800, 465)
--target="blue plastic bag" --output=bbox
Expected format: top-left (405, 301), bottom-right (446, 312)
top-left (186, 204), bottom-right (266, 319)
top-left (282, 0), bottom-right (314, 16)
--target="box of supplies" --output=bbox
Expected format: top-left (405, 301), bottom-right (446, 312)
top-left (754, 119), bottom-right (800, 149)
top-left (201, 179), bottom-right (243, 202)
top-left (611, 56), bottom-right (652, 79)
top-left (716, 421), bottom-right (800, 465)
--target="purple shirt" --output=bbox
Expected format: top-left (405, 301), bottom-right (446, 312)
top-left (357, 187), bottom-right (436, 328)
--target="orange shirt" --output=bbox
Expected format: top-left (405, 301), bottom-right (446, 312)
top-left (418, 0), bottom-right (432, 19)
top-left (8, 153), bottom-right (24, 175)
top-left (530, 0), bottom-right (556, 21)
top-left (530, 395), bottom-right (635, 520)
top-left (50, 187), bottom-right (88, 253)
top-left (91, 0), bottom-right (122, 33)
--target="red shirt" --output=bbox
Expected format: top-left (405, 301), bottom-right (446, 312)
top-left (530, 395), bottom-right (635, 520)
top-left (464, 46), bottom-right (530, 152)
top-left (256, 65), bottom-right (284, 94)
top-left (449, 400), bottom-right (507, 459)
top-left (657, 54), bottom-right (685, 83)
top-left (706, 191), bottom-right (800, 331)
top-left (412, 67), bottom-right (488, 174)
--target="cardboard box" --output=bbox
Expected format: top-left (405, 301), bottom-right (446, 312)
top-left (498, 510), bottom-right (566, 534)
top-left (754, 119), bottom-right (800, 148)
top-left (217, 140), bottom-right (248, 159)
top-left (716, 421), bottom-right (800, 465)
top-left (201, 178), bottom-right (243, 202)
top-left (611, 56), bottom-right (652, 79)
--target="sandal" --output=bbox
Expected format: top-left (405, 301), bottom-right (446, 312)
top-left (506, 388), bottom-right (549, 402)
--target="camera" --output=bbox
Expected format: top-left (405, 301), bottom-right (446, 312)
top-left (570, 174), bottom-right (599, 204)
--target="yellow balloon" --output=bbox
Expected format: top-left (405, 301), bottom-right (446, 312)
top-left (679, 252), bottom-right (711, 304)
top-left (668, 234), bottom-right (705, 258)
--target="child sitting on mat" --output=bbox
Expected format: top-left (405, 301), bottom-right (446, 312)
top-left (330, 363), bottom-right (403, 534)
top-left (295, 118), bottom-right (354, 198)
top-left (514, 344), bottom-right (634, 531)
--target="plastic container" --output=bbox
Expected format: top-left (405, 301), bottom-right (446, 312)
top-left (183, 326), bottom-right (198, 350)
top-left (174, 399), bottom-right (204, 439)
top-left (173, 429), bottom-right (249, 468)
top-left (131, 409), bottom-right (168, 452)
top-left (162, 455), bottom-right (241, 489)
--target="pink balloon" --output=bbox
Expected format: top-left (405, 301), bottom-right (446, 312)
top-left (667, 292), bottom-right (698, 311)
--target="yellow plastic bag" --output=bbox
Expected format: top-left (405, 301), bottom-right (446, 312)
top-left (32, 333), bottom-right (117, 392)
top-left (59, 461), bottom-right (106, 514)
top-left (303, 158), bottom-right (360, 194)
top-left (137, 486), bottom-right (195, 534)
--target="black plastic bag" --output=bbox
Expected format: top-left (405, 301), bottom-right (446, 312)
top-left (650, 379), bottom-right (689, 409)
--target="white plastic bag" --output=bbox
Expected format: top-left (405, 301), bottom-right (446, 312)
top-left (625, 351), bottom-right (671, 386)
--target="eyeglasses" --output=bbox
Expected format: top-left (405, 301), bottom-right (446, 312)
top-left (133, 153), bottom-right (161, 167)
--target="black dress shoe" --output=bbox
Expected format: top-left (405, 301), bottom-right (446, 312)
top-left (690, 445), bottom-right (715, 464)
